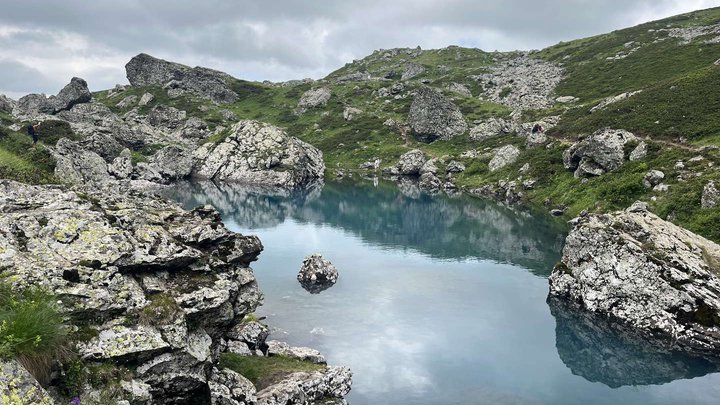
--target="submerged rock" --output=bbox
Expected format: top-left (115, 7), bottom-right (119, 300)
top-left (549, 201), bottom-right (720, 356)
top-left (298, 254), bottom-right (339, 294)
top-left (408, 87), bottom-right (467, 143)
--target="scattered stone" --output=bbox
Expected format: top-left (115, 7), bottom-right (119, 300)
top-left (643, 170), bottom-right (665, 188)
top-left (702, 181), bottom-right (719, 208)
top-left (489, 145), bottom-right (520, 172)
top-left (563, 129), bottom-right (637, 177)
top-left (343, 106), bottom-right (362, 121)
top-left (139, 92), bottom-right (155, 106)
top-left (629, 141), bottom-right (648, 161)
top-left (447, 82), bottom-right (472, 97)
top-left (556, 96), bottom-right (578, 103)
top-left (590, 91), bottom-right (642, 113)
top-left (526, 131), bottom-right (548, 148)
top-left (446, 161), bottom-right (465, 173)
top-left (408, 87), bottom-right (467, 143)
top-left (116, 95), bottom-right (139, 109)
top-left (298, 254), bottom-right (339, 294)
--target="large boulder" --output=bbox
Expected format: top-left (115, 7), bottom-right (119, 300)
top-left (12, 93), bottom-right (54, 118)
top-left (52, 77), bottom-right (92, 113)
top-left (126, 53), bottom-right (238, 103)
top-left (469, 118), bottom-right (515, 141)
top-left (297, 254), bottom-right (339, 294)
top-left (0, 94), bottom-right (16, 114)
top-left (489, 145), bottom-right (520, 172)
top-left (56, 102), bottom-right (146, 149)
top-left (396, 149), bottom-right (427, 176)
top-left (192, 120), bottom-right (325, 189)
top-left (149, 145), bottom-right (194, 182)
top-left (408, 87), bottom-right (468, 143)
top-left (563, 129), bottom-right (637, 177)
top-left (51, 138), bottom-right (113, 185)
top-left (401, 62), bottom-right (425, 81)
top-left (297, 87), bottom-right (331, 111)
top-left (549, 201), bottom-right (720, 356)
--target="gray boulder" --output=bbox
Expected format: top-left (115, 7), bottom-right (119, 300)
top-left (51, 138), bottom-right (112, 185)
top-left (13, 93), bottom-right (54, 118)
top-left (396, 149), bottom-right (427, 176)
top-left (446, 161), bottom-right (465, 173)
top-left (419, 172), bottom-right (442, 194)
top-left (702, 181), bottom-right (719, 209)
top-left (0, 94), bottom-right (16, 113)
top-left (343, 106), bottom-right (362, 121)
top-left (0, 359), bottom-right (54, 404)
top-left (489, 145), bottom-right (520, 172)
top-left (139, 92), bottom-right (155, 106)
top-left (126, 53), bottom-right (239, 103)
top-left (447, 82), bottom-right (472, 97)
top-left (266, 340), bottom-right (326, 364)
top-left (109, 148), bottom-right (134, 179)
top-left (256, 366), bottom-right (352, 405)
top-left (116, 95), bottom-right (138, 108)
top-left (401, 63), bottom-right (425, 81)
top-left (408, 87), bottom-right (467, 143)
top-left (469, 118), bottom-right (515, 141)
top-left (78, 132), bottom-right (125, 162)
top-left (563, 129), bottom-right (637, 177)
top-left (148, 105), bottom-right (187, 129)
top-left (52, 77), bottom-right (92, 113)
top-left (147, 145), bottom-right (194, 183)
top-left (298, 87), bottom-right (332, 110)
top-left (209, 367), bottom-right (257, 405)
top-left (193, 120), bottom-right (325, 189)
top-left (526, 131), bottom-right (548, 148)
top-left (549, 201), bottom-right (720, 356)
top-left (642, 170), bottom-right (665, 188)
top-left (298, 254), bottom-right (339, 294)
top-left (228, 321), bottom-right (269, 352)
top-left (629, 141), bottom-right (648, 161)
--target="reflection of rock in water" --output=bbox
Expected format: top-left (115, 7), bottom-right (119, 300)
top-left (299, 280), bottom-right (335, 294)
top-left (548, 296), bottom-right (720, 388)
top-left (164, 178), bottom-right (566, 275)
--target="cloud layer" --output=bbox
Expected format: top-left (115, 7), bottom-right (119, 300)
top-left (0, 0), bottom-right (718, 97)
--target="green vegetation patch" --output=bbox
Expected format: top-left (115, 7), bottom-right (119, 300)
top-left (219, 353), bottom-right (325, 390)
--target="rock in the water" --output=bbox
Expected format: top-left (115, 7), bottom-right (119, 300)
top-left (298, 88), bottom-right (332, 111)
top-left (126, 53), bottom-right (238, 103)
top-left (401, 63), bottom-right (425, 81)
top-left (192, 120), bottom-right (324, 189)
top-left (396, 149), bottom-right (427, 176)
top-left (52, 77), bottom-right (92, 113)
top-left (266, 340), bottom-right (326, 364)
top-left (562, 129), bottom-right (637, 177)
top-left (419, 172), bottom-right (442, 193)
top-left (0, 359), bottom-right (54, 404)
top-left (549, 201), bottom-right (720, 355)
top-left (256, 366), bottom-right (352, 405)
top-left (298, 254), bottom-right (339, 294)
top-left (642, 170), bottom-right (665, 188)
top-left (702, 181), bottom-right (719, 209)
top-left (408, 87), bottom-right (467, 142)
top-left (489, 145), bottom-right (520, 172)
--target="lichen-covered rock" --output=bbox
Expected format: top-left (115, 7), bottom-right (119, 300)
top-left (489, 145), bottom-right (520, 172)
top-left (51, 138), bottom-right (113, 185)
top-left (298, 254), bottom-right (339, 294)
top-left (228, 321), bottom-right (269, 352)
top-left (266, 341), bottom-right (326, 364)
top-left (137, 352), bottom-right (211, 402)
top-left (563, 129), bottom-right (637, 177)
top-left (702, 181), bottom-right (719, 208)
top-left (469, 118), bottom-right (516, 141)
top-left (629, 141), bottom-right (648, 161)
top-left (139, 92), bottom-right (155, 106)
top-left (56, 102), bottom-right (146, 149)
top-left (126, 53), bottom-right (238, 103)
top-left (446, 161), bottom-right (465, 173)
top-left (209, 367), bottom-right (257, 405)
top-left (549, 201), bottom-right (720, 355)
top-left (256, 366), bottom-right (352, 405)
top-left (395, 149), bottom-right (426, 176)
top-left (78, 324), bottom-right (170, 362)
top-left (0, 359), bottom-right (54, 405)
top-left (117, 95), bottom-right (139, 108)
top-left (418, 172), bottom-right (442, 194)
top-left (192, 120), bottom-right (325, 189)
top-left (298, 88), bottom-right (332, 111)
top-left (52, 77), bottom-right (92, 113)
top-left (149, 145), bottom-right (194, 182)
top-left (408, 87), bottom-right (467, 142)
top-left (109, 148), bottom-right (134, 179)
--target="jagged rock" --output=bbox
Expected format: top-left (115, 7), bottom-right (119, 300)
top-left (0, 94), bottom-right (16, 113)
top-left (703, 181), bottom-right (719, 208)
top-left (12, 93), bottom-right (54, 118)
top-left (342, 106), bottom-right (362, 121)
top-left (396, 149), bottom-right (426, 176)
top-left (150, 145), bottom-right (194, 182)
top-left (419, 172), bottom-right (442, 193)
top-left (420, 158), bottom-right (439, 175)
top-left (408, 87), bottom-right (467, 142)
top-left (137, 352), bottom-right (210, 402)
top-left (256, 366), bottom-right (352, 405)
top-left (78, 324), bottom-right (170, 362)
top-left (192, 120), bottom-right (324, 189)
top-left (56, 102), bottom-right (146, 149)
top-left (642, 170), bottom-right (665, 188)
top-left (489, 145), bottom-right (520, 172)
top-left (139, 92), bottom-right (155, 106)
top-left (148, 105), bottom-right (187, 129)
top-left (228, 321), bottom-right (269, 351)
top-left (390, 82), bottom-right (404, 95)
top-left (179, 117), bottom-right (210, 139)
top-left (52, 77), bottom-right (92, 113)
top-left (78, 132), bottom-right (125, 162)
top-left (117, 95), bottom-right (139, 108)
top-left (629, 141), bottom-right (648, 161)
top-left (298, 88), bottom-right (331, 110)
top-left (298, 254), bottom-right (339, 294)
top-left (209, 367), bottom-right (257, 405)
top-left (469, 118), bottom-right (515, 141)
top-left (126, 53), bottom-right (238, 103)
top-left (401, 63), bottom-right (425, 81)
top-left (447, 83), bottom-right (471, 97)
top-left (526, 131), bottom-right (547, 147)
top-left (51, 138), bottom-right (112, 185)
top-left (266, 341), bottom-right (326, 364)
top-left (549, 201), bottom-right (720, 356)
top-left (0, 359), bottom-right (54, 404)
top-left (562, 129), bottom-right (637, 177)
top-left (590, 91), bottom-right (642, 113)
top-left (446, 161), bottom-right (465, 173)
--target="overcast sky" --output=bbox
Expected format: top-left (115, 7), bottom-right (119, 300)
top-left (1, 0), bottom-right (718, 98)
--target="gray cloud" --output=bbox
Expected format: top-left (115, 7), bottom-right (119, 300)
top-left (0, 0), bottom-right (718, 97)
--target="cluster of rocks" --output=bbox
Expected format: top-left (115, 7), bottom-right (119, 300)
top-left (385, 149), bottom-right (464, 194)
top-left (0, 180), bottom-right (352, 404)
top-left (12, 77), bottom-right (92, 119)
top-left (408, 87), bottom-right (468, 143)
top-left (472, 55), bottom-right (563, 110)
top-left (563, 128), bottom-right (643, 177)
top-left (549, 201), bottom-right (720, 357)
top-left (126, 53), bottom-right (239, 103)
top-left (590, 90), bottom-right (643, 113)
top-left (469, 115), bottom-right (559, 142)
top-left (658, 23), bottom-right (720, 45)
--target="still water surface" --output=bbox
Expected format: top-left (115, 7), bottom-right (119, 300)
top-left (167, 179), bottom-right (720, 405)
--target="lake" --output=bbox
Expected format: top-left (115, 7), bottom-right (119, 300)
top-left (166, 178), bottom-right (720, 405)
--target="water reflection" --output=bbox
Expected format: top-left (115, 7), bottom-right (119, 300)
top-left (548, 297), bottom-right (720, 388)
top-left (167, 178), bottom-right (566, 275)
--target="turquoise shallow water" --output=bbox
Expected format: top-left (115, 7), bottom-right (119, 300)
top-left (167, 179), bottom-right (720, 405)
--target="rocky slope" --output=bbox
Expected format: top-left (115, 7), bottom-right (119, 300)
top-left (0, 180), bottom-right (351, 404)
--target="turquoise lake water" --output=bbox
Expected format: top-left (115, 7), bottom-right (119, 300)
top-left (167, 179), bottom-right (720, 405)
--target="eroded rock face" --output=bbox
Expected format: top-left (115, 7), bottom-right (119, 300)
top-left (13, 93), bottom-right (54, 118)
top-left (0, 94), bottom-right (16, 113)
top-left (563, 129), bottom-right (637, 177)
top-left (51, 138), bottom-right (113, 185)
top-left (126, 53), bottom-right (239, 103)
top-left (297, 254), bottom-right (339, 294)
top-left (549, 201), bottom-right (720, 356)
top-left (192, 120), bottom-right (325, 189)
top-left (408, 87), bottom-right (467, 143)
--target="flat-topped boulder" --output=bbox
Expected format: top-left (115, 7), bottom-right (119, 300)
top-left (549, 201), bottom-right (720, 356)
top-left (192, 120), bottom-right (325, 189)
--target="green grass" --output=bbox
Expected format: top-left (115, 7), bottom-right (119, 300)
top-left (219, 353), bottom-right (325, 390)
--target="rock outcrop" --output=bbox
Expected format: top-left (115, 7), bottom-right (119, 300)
top-left (702, 181), bottom-right (719, 209)
top-left (298, 88), bottom-right (332, 111)
top-left (489, 145), bottom-right (520, 172)
top-left (52, 77), bottom-right (92, 113)
top-left (12, 93), bottom-right (54, 118)
top-left (193, 120), bottom-right (325, 189)
top-left (126, 53), bottom-right (239, 103)
top-left (408, 87), bottom-right (467, 142)
top-left (549, 201), bottom-right (720, 356)
top-left (401, 63), bottom-right (426, 81)
top-left (256, 367), bottom-right (352, 405)
top-left (394, 149), bottom-right (427, 176)
top-left (0, 359), bottom-right (54, 405)
top-left (0, 94), bottom-right (16, 114)
top-left (297, 254), bottom-right (339, 294)
top-left (563, 129), bottom-right (637, 177)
